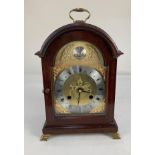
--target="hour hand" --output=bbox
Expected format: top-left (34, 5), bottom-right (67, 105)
top-left (81, 90), bottom-right (91, 93)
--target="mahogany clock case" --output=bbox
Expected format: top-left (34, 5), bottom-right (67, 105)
top-left (35, 21), bottom-right (123, 135)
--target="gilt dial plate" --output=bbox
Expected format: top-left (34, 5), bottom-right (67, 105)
top-left (54, 65), bottom-right (106, 115)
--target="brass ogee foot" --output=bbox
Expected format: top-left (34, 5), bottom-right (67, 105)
top-left (112, 132), bottom-right (121, 139)
top-left (40, 134), bottom-right (50, 141)
top-left (40, 133), bottom-right (121, 141)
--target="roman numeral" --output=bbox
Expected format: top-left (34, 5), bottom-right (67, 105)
top-left (61, 98), bottom-right (64, 102)
top-left (68, 71), bottom-right (71, 75)
top-left (57, 89), bottom-right (61, 92)
top-left (96, 97), bottom-right (100, 101)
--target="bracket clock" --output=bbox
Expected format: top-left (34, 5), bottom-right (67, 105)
top-left (35, 8), bottom-right (123, 141)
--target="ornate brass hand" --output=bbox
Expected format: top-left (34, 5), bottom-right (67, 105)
top-left (77, 92), bottom-right (81, 105)
top-left (77, 89), bottom-right (83, 105)
top-left (81, 90), bottom-right (91, 93)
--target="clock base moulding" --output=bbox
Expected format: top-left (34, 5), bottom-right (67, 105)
top-left (40, 119), bottom-right (120, 141)
top-left (40, 132), bottom-right (120, 141)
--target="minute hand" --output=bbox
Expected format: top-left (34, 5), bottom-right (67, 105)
top-left (77, 92), bottom-right (81, 105)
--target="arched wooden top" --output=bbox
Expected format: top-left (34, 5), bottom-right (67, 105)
top-left (35, 22), bottom-right (123, 58)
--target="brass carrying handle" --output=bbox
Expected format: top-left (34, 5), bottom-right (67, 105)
top-left (69, 8), bottom-right (91, 22)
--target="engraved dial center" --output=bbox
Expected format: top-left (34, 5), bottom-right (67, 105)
top-left (64, 74), bottom-right (96, 106)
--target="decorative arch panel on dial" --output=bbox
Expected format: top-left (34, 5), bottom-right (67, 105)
top-left (53, 41), bottom-right (107, 115)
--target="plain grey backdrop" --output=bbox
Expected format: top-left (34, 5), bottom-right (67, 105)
top-left (25, 0), bottom-right (131, 155)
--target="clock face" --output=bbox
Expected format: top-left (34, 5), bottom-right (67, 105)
top-left (54, 65), bottom-right (106, 115)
